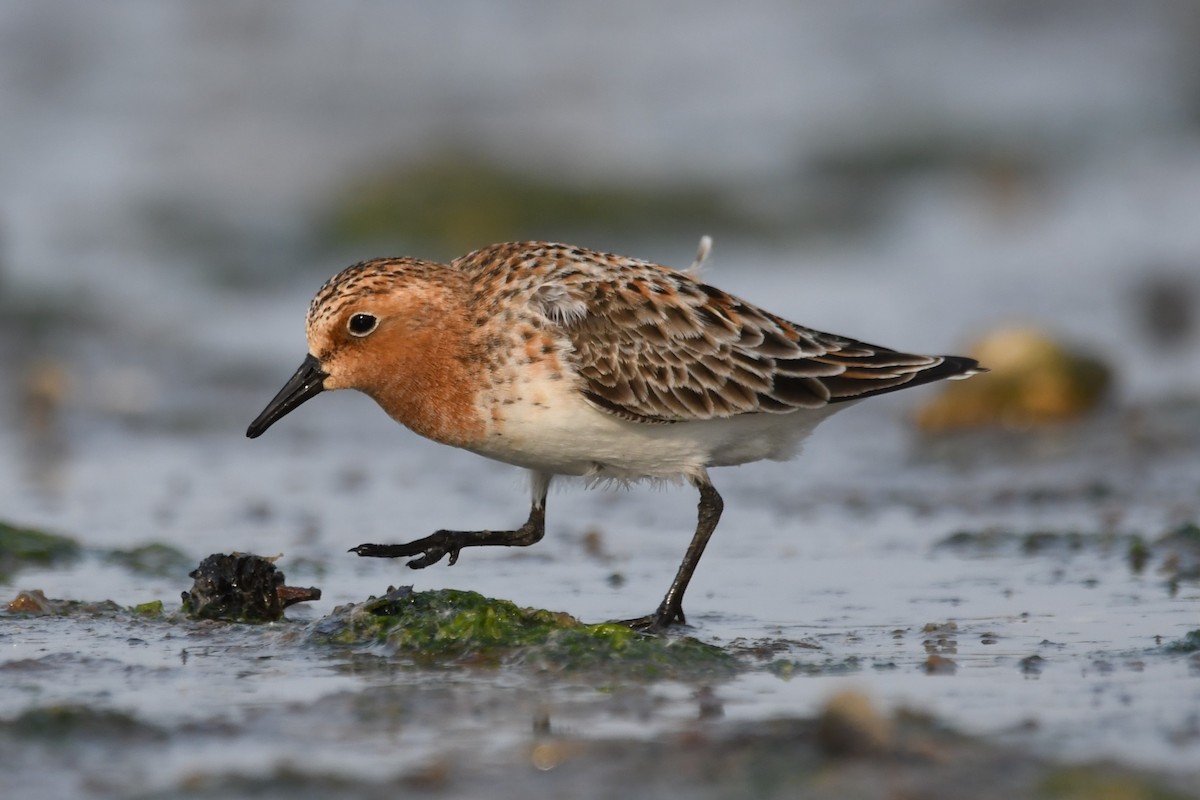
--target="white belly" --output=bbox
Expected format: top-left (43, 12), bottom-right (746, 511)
top-left (466, 375), bottom-right (847, 481)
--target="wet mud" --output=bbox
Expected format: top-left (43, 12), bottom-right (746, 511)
top-left (3, 448), bottom-right (1200, 799)
top-left (4, 5), bottom-right (1200, 796)
top-left (4, 574), bottom-right (1198, 799)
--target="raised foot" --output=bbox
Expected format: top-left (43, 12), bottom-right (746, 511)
top-left (349, 518), bottom-right (546, 571)
top-left (349, 530), bottom-right (463, 569)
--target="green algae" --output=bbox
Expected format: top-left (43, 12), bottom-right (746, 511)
top-left (132, 599), bottom-right (164, 616)
top-left (766, 656), bottom-right (864, 679)
top-left (0, 521), bottom-right (80, 580)
top-left (1128, 534), bottom-right (1150, 574)
top-left (104, 542), bottom-right (192, 577)
top-left (310, 587), bottom-right (737, 679)
top-left (1159, 522), bottom-right (1200, 545)
top-left (1162, 630), bottom-right (1200, 655)
top-left (935, 527), bottom-right (1129, 557)
top-left (1039, 765), bottom-right (1194, 800)
top-left (1154, 522), bottom-right (1200, 584)
top-left (321, 153), bottom-right (759, 255)
top-left (937, 521), bottom-right (1200, 586)
top-left (7, 705), bottom-right (164, 742)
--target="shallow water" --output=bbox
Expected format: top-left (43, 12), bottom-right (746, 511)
top-left (3, 2), bottom-right (1200, 797)
top-left (4, 396), bottom-right (1199, 795)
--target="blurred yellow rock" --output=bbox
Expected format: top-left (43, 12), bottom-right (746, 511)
top-left (22, 359), bottom-right (72, 432)
top-left (915, 327), bottom-right (1112, 431)
top-left (7, 589), bottom-right (56, 615)
top-left (815, 690), bottom-right (893, 757)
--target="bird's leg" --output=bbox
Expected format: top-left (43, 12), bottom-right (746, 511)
top-left (622, 474), bottom-right (724, 632)
top-left (350, 472), bottom-right (551, 569)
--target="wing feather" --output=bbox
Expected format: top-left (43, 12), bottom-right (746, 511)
top-left (456, 242), bottom-right (983, 424)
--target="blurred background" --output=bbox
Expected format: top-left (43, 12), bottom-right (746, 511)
top-left (2, 0), bottom-right (1199, 541)
top-left (6, 6), bottom-right (1200, 790)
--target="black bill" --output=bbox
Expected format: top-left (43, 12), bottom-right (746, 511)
top-left (246, 353), bottom-right (328, 438)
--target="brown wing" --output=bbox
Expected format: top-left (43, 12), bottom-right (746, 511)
top-left (534, 253), bottom-right (979, 424)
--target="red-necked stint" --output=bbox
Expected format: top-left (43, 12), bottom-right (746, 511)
top-left (247, 240), bottom-right (984, 630)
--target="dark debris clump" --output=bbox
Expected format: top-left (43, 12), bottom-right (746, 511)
top-left (181, 553), bottom-right (320, 623)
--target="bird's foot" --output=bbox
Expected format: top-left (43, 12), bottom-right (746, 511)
top-left (350, 521), bottom-right (545, 570)
top-left (612, 602), bottom-right (686, 633)
top-left (350, 530), bottom-right (463, 569)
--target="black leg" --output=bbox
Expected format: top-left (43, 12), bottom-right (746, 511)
top-left (623, 475), bottom-right (724, 632)
top-left (351, 472), bottom-right (550, 569)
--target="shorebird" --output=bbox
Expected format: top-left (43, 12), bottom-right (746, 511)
top-left (247, 240), bottom-right (982, 630)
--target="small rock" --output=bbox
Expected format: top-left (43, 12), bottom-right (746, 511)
top-left (1131, 270), bottom-right (1195, 348)
top-left (7, 589), bottom-right (56, 615)
top-left (922, 655), bottom-right (958, 675)
top-left (1019, 654), bottom-right (1047, 676)
top-left (815, 690), bottom-right (893, 757)
top-left (915, 327), bottom-right (1112, 431)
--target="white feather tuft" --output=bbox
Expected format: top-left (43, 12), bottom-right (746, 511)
top-left (685, 235), bottom-right (713, 275)
top-left (534, 282), bottom-right (588, 326)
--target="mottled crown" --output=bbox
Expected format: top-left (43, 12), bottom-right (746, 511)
top-left (306, 257), bottom-right (448, 329)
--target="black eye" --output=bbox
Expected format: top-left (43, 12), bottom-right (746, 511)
top-left (347, 313), bottom-right (378, 337)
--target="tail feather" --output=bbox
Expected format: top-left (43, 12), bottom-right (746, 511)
top-left (825, 355), bottom-right (985, 404)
